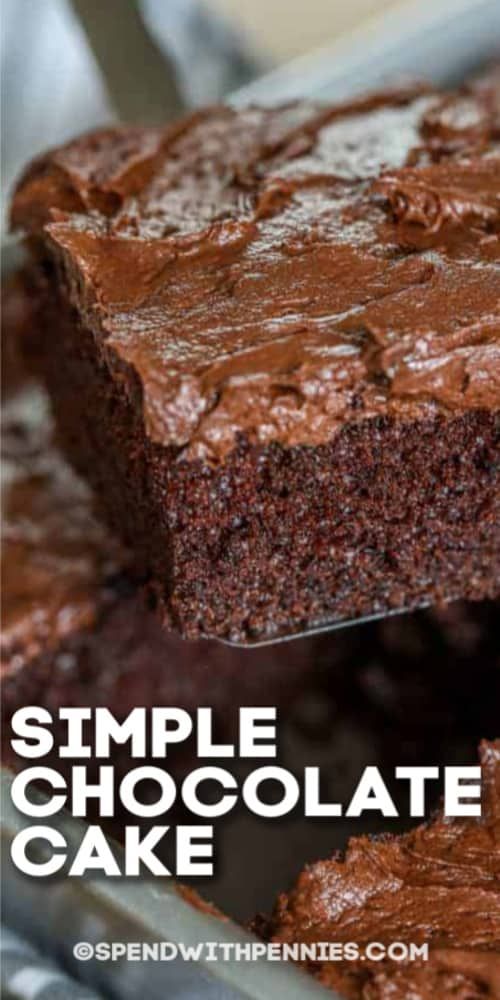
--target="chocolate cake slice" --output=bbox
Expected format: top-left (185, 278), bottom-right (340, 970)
top-left (3, 388), bottom-right (497, 848)
top-left (263, 740), bottom-right (500, 1000)
top-left (11, 76), bottom-right (500, 641)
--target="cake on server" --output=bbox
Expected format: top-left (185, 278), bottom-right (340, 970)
top-left (261, 740), bottom-right (500, 1000)
top-left (11, 74), bottom-right (500, 641)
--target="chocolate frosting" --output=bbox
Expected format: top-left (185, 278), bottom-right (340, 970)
top-left (1, 385), bottom-right (126, 673)
top-left (12, 79), bottom-right (500, 462)
top-left (266, 740), bottom-right (500, 999)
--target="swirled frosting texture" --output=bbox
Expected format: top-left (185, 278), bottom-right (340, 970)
top-left (266, 740), bottom-right (500, 999)
top-left (12, 76), bottom-right (500, 461)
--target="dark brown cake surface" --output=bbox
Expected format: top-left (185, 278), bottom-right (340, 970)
top-left (264, 740), bottom-right (500, 1000)
top-left (11, 74), bottom-right (500, 640)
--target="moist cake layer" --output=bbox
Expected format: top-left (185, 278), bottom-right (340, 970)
top-left (1, 382), bottom-right (313, 768)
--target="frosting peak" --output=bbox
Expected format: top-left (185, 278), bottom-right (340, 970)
top-left (12, 77), bottom-right (500, 462)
